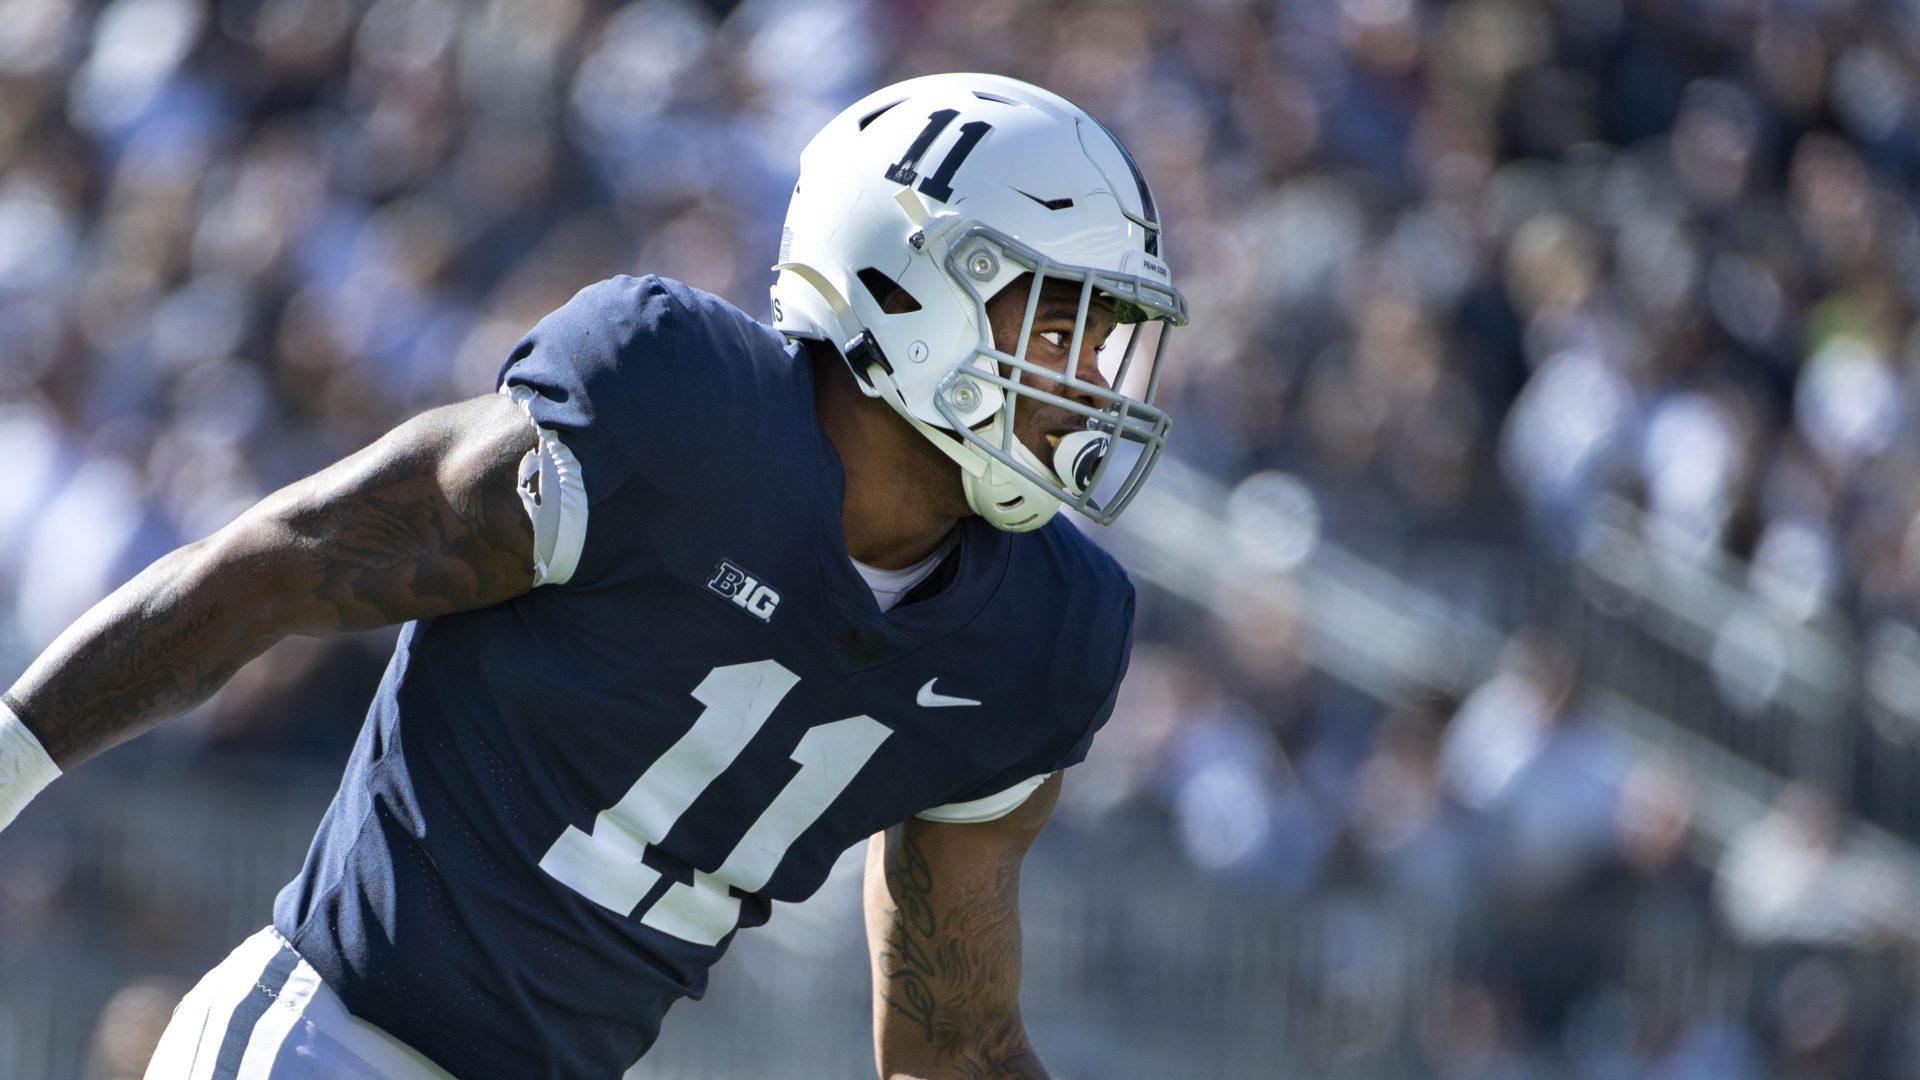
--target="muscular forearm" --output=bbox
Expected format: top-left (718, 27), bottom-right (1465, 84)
top-left (959, 1020), bottom-right (1048, 1080)
top-left (879, 1014), bottom-right (1049, 1080)
top-left (7, 533), bottom-right (287, 767)
top-left (5, 397), bottom-right (537, 770)
top-left (868, 819), bottom-right (1054, 1080)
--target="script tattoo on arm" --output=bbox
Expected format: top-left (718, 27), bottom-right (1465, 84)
top-left (7, 394), bottom-right (537, 767)
top-left (866, 775), bottom-right (1062, 1080)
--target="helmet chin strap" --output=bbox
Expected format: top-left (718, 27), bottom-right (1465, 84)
top-left (864, 364), bottom-right (1062, 532)
top-left (959, 413), bottom-right (1063, 532)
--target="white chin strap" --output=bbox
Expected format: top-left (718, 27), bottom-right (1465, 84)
top-left (961, 412), bottom-right (1061, 532)
top-left (963, 426), bottom-right (1111, 531)
top-left (776, 257), bottom-right (1101, 533)
top-left (866, 369), bottom-right (1060, 532)
top-left (873, 378), bottom-right (1115, 532)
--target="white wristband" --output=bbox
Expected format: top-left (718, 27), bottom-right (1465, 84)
top-left (0, 700), bottom-right (60, 833)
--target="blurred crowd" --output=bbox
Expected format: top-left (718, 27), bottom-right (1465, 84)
top-left (6, 0), bottom-right (1920, 1076)
top-left (1090, 624), bottom-right (1920, 1077)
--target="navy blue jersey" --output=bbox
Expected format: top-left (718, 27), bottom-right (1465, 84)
top-left (272, 276), bottom-right (1134, 1079)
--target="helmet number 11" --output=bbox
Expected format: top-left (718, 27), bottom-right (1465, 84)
top-left (883, 109), bottom-right (993, 204)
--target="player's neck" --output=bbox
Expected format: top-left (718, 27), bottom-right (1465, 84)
top-left (811, 346), bottom-right (967, 570)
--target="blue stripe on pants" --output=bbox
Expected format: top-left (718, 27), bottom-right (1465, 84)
top-left (210, 943), bottom-right (300, 1079)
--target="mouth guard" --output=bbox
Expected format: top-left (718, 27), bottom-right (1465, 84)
top-left (1052, 429), bottom-right (1109, 497)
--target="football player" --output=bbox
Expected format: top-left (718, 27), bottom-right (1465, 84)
top-left (0, 73), bottom-right (1185, 1079)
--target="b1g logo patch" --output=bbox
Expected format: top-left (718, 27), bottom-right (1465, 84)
top-left (707, 559), bottom-right (781, 622)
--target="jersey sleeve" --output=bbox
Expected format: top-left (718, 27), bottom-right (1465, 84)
top-left (501, 383), bottom-right (589, 586)
top-left (495, 276), bottom-right (717, 586)
top-left (914, 774), bottom-right (1049, 824)
top-left (496, 276), bottom-right (690, 507)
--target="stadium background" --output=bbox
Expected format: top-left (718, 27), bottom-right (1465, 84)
top-left (4, 0), bottom-right (1920, 1076)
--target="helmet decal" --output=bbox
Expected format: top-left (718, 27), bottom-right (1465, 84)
top-left (882, 110), bottom-right (994, 204)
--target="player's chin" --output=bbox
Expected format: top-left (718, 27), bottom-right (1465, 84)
top-left (1021, 412), bottom-right (1081, 461)
top-left (1014, 426), bottom-right (1056, 465)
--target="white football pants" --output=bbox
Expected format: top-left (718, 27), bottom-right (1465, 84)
top-left (143, 927), bottom-right (454, 1080)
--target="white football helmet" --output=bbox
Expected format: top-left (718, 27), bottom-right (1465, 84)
top-left (772, 72), bottom-right (1188, 531)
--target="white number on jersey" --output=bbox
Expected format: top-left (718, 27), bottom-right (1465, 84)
top-left (538, 660), bottom-right (892, 946)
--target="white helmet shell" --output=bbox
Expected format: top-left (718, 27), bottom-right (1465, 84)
top-left (772, 73), bottom-right (1187, 531)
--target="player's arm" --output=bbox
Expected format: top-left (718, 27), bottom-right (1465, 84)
top-left (864, 772), bottom-right (1062, 1080)
top-left (2, 393), bottom-right (537, 776)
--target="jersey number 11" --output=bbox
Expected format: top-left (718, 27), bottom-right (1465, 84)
top-left (538, 660), bottom-right (891, 946)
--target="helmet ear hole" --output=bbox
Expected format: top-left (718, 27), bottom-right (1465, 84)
top-left (857, 99), bottom-right (906, 130)
top-left (856, 267), bottom-right (923, 314)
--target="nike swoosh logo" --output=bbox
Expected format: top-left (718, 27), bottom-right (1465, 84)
top-left (917, 679), bottom-right (981, 708)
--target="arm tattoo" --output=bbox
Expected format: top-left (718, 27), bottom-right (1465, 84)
top-left (7, 397), bottom-right (534, 766)
top-left (276, 445), bottom-right (534, 632)
top-left (877, 830), bottom-right (1048, 1080)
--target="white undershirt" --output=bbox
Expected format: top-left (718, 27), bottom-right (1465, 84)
top-left (851, 531), bottom-right (959, 612)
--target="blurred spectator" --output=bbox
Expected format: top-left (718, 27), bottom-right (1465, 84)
top-left (84, 978), bottom-right (186, 1080)
top-left (1715, 784), bottom-right (1914, 948)
top-left (1349, 695), bottom-right (1476, 918)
